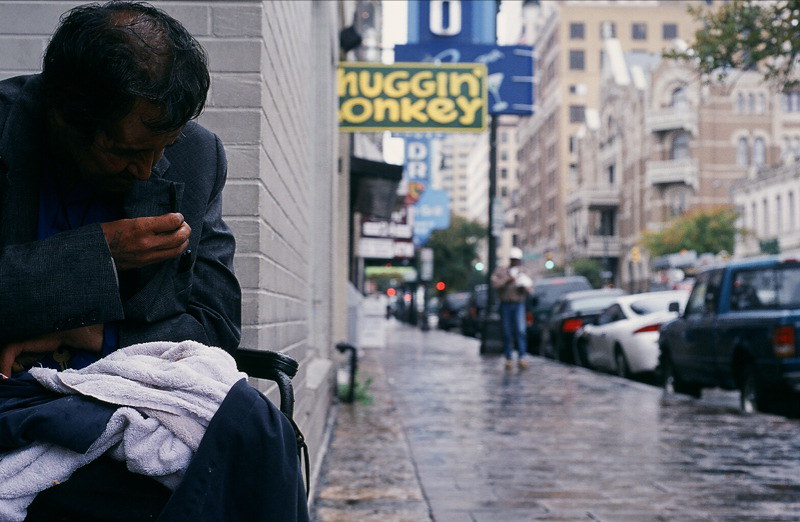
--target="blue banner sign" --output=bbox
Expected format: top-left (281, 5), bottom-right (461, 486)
top-left (413, 189), bottom-right (451, 246)
top-left (395, 43), bottom-right (534, 115)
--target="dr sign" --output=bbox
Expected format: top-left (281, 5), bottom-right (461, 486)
top-left (338, 62), bottom-right (487, 132)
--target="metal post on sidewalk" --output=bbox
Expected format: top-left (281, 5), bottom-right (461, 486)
top-left (480, 115), bottom-right (500, 354)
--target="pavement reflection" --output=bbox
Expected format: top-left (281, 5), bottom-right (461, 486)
top-left (314, 321), bottom-right (800, 521)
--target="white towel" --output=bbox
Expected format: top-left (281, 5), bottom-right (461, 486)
top-left (31, 340), bottom-right (246, 449)
top-left (0, 340), bottom-right (245, 521)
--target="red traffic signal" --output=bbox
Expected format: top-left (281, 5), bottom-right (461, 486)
top-left (435, 281), bottom-right (446, 291)
top-left (386, 288), bottom-right (396, 297)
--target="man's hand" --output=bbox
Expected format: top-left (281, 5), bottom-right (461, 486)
top-left (101, 213), bottom-right (191, 271)
top-left (0, 324), bottom-right (103, 377)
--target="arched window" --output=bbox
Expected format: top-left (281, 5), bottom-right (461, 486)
top-left (748, 93), bottom-right (756, 113)
top-left (737, 93), bottom-right (746, 113)
top-left (736, 137), bottom-right (750, 166)
top-left (671, 132), bottom-right (690, 160)
top-left (753, 137), bottom-right (766, 167)
top-left (757, 93), bottom-right (766, 113)
top-left (671, 86), bottom-right (688, 109)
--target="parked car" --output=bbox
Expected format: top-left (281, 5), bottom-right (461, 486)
top-left (659, 256), bottom-right (800, 415)
top-left (542, 288), bottom-right (627, 363)
top-left (574, 290), bottom-right (689, 378)
top-left (526, 276), bottom-right (592, 354)
top-left (460, 284), bottom-right (489, 338)
top-left (437, 291), bottom-right (470, 331)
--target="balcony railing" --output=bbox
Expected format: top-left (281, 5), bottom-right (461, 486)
top-left (566, 184), bottom-right (620, 212)
top-left (646, 106), bottom-right (697, 134)
top-left (570, 234), bottom-right (622, 259)
top-left (645, 158), bottom-right (699, 189)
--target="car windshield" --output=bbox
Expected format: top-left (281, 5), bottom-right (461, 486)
top-left (532, 280), bottom-right (591, 307)
top-left (570, 295), bottom-right (620, 312)
top-left (445, 293), bottom-right (470, 309)
top-left (629, 295), bottom-right (675, 315)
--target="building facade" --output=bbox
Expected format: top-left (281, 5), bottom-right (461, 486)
top-left (517, 0), bottom-right (706, 276)
top-left (0, 0), bottom-right (349, 495)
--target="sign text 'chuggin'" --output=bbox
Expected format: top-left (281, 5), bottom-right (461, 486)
top-left (338, 62), bottom-right (487, 132)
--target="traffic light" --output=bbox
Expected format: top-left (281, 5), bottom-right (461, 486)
top-left (435, 281), bottom-right (446, 292)
top-left (631, 246), bottom-right (640, 263)
top-left (544, 251), bottom-right (554, 270)
top-left (386, 288), bottom-right (396, 297)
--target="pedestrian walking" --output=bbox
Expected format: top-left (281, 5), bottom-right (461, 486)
top-left (490, 247), bottom-right (534, 369)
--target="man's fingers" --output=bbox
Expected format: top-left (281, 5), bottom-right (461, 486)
top-left (146, 213), bottom-right (185, 234)
top-left (0, 345), bottom-right (19, 378)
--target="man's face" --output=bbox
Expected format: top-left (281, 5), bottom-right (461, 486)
top-left (65, 99), bottom-right (182, 193)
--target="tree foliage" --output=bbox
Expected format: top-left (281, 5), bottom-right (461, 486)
top-left (425, 215), bottom-right (486, 292)
top-left (641, 207), bottom-right (741, 258)
top-left (666, 0), bottom-right (800, 89)
top-left (570, 258), bottom-right (603, 289)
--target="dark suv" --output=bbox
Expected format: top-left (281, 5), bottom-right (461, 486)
top-left (526, 276), bottom-right (592, 354)
top-left (659, 256), bottom-right (800, 415)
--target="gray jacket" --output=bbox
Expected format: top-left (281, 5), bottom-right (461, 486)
top-left (0, 75), bottom-right (241, 352)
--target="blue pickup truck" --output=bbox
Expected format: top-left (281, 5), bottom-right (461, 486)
top-left (659, 256), bottom-right (800, 415)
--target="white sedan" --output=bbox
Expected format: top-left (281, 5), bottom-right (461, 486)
top-left (574, 290), bottom-right (689, 378)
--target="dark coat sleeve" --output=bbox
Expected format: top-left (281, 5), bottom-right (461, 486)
top-left (0, 225), bottom-right (125, 343)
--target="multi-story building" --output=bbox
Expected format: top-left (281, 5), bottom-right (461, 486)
top-left (517, 0), bottom-right (708, 275)
top-left (572, 34), bottom-right (800, 290)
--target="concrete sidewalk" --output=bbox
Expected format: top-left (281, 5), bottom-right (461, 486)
top-left (312, 321), bottom-right (431, 521)
top-left (312, 320), bottom-right (800, 521)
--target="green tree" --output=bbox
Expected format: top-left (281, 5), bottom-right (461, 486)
top-left (570, 258), bottom-right (604, 289)
top-left (425, 215), bottom-right (485, 292)
top-left (666, 0), bottom-right (800, 89)
top-left (642, 207), bottom-right (741, 258)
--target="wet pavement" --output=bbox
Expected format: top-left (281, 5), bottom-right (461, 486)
top-left (312, 321), bottom-right (800, 521)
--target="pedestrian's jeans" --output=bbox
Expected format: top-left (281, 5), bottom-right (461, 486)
top-left (499, 301), bottom-right (527, 360)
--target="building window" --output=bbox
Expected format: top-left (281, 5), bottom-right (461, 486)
top-left (748, 93), bottom-right (756, 114)
top-left (600, 21), bottom-right (616, 39)
top-left (670, 131), bottom-right (690, 160)
top-left (737, 93), bottom-right (746, 113)
top-left (632, 22), bottom-right (647, 40)
top-left (663, 23), bottom-right (678, 40)
top-left (777, 194), bottom-right (783, 233)
top-left (607, 164), bottom-right (615, 185)
top-left (501, 187), bottom-right (508, 197)
top-left (753, 137), bottom-right (766, 167)
top-left (751, 202), bottom-right (758, 232)
top-left (763, 198), bottom-right (769, 235)
top-left (757, 93), bottom-right (766, 113)
top-left (789, 192), bottom-right (796, 231)
top-left (500, 150), bottom-right (508, 161)
top-left (570, 22), bottom-right (585, 39)
top-left (737, 137), bottom-right (750, 165)
top-left (670, 86), bottom-right (688, 109)
top-left (569, 104), bottom-right (586, 123)
top-left (501, 168), bottom-right (508, 179)
top-left (569, 49), bottom-right (585, 70)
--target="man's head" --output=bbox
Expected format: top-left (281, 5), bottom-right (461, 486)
top-left (509, 247), bottom-right (523, 267)
top-left (42, 1), bottom-right (209, 191)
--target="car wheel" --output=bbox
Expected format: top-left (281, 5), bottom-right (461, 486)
top-left (614, 347), bottom-right (629, 379)
top-left (661, 350), bottom-right (701, 398)
top-left (739, 362), bottom-right (762, 414)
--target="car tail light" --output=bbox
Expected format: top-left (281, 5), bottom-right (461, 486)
top-left (633, 324), bottom-right (660, 334)
top-left (562, 318), bottom-right (583, 332)
top-left (773, 326), bottom-right (797, 358)
top-left (526, 311), bottom-right (533, 325)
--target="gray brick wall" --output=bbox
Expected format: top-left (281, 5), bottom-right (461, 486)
top-left (0, 0), bottom-right (343, 495)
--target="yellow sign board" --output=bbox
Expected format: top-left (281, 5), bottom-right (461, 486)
top-left (338, 62), bottom-right (487, 132)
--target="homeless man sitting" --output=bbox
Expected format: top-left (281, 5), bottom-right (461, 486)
top-left (0, 1), bottom-right (308, 520)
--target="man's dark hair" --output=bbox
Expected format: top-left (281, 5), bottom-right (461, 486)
top-left (43, 1), bottom-right (210, 136)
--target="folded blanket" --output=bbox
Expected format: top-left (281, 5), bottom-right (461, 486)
top-left (0, 340), bottom-right (245, 522)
